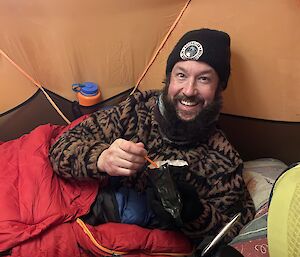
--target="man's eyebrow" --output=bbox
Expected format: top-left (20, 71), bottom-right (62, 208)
top-left (174, 66), bottom-right (215, 75)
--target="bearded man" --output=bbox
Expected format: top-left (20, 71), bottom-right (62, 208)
top-left (49, 28), bottom-right (255, 244)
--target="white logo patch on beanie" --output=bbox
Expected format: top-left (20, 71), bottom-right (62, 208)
top-left (180, 41), bottom-right (203, 60)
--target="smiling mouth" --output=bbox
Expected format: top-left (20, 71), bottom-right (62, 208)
top-left (179, 99), bottom-right (199, 107)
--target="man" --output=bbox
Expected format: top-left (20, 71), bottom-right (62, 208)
top-left (49, 28), bottom-right (255, 243)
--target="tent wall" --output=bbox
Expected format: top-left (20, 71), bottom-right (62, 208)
top-left (0, 0), bottom-right (187, 113)
top-left (139, 0), bottom-right (300, 122)
top-left (0, 88), bottom-right (132, 142)
top-left (0, 90), bottom-right (73, 141)
top-left (218, 115), bottom-right (300, 165)
top-left (1, 0), bottom-right (300, 121)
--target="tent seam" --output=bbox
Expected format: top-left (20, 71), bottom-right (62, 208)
top-left (130, 0), bottom-right (192, 95)
top-left (0, 49), bottom-right (71, 124)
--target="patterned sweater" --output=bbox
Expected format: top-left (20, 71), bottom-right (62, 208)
top-left (49, 90), bottom-right (255, 242)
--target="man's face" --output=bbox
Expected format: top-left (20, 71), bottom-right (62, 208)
top-left (167, 60), bottom-right (219, 121)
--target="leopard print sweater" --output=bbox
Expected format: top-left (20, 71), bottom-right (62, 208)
top-left (49, 90), bottom-right (255, 242)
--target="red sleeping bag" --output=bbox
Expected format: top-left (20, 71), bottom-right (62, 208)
top-left (0, 118), bottom-right (193, 257)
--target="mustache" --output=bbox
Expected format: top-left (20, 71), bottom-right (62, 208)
top-left (174, 93), bottom-right (205, 105)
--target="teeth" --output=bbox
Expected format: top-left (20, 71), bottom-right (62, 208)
top-left (180, 100), bottom-right (197, 106)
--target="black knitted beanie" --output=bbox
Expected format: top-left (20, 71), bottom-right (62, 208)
top-left (166, 28), bottom-right (231, 89)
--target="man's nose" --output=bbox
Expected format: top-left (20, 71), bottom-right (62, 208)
top-left (182, 78), bottom-right (197, 96)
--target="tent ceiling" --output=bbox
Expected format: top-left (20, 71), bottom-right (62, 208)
top-left (1, 0), bottom-right (300, 122)
top-left (0, 0), bottom-right (187, 113)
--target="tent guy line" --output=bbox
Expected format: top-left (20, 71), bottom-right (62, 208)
top-left (130, 0), bottom-right (191, 95)
top-left (0, 48), bottom-right (71, 124)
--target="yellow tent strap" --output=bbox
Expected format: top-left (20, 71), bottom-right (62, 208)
top-left (0, 49), bottom-right (71, 125)
top-left (76, 218), bottom-right (193, 256)
top-left (131, 0), bottom-right (192, 95)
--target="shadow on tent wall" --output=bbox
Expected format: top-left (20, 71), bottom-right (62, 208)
top-left (0, 88), bottom-right (132, 142)
top-left (1, 88), bottom-right (300, 165)
top-left (217, 115), bottom-right (300, 165)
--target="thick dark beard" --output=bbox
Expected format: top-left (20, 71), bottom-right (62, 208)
top-left (155, 85), bottom-right (223, 146)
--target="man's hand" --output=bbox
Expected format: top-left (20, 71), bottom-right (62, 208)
top-left (97, 139), bottom-right (147, 176)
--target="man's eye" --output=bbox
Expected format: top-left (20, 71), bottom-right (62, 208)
top-left (177, 73), bottom-right (186, 78)
top-left (198, 76), bottom-right (210, 83)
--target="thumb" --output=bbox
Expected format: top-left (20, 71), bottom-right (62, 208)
top-left (136, 142), bottom-right (145, 148)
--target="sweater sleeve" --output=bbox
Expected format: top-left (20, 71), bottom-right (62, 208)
top-left (178, 129), bottom-right (256, 243)
top-left (181, 163), bottom-right (255, 243)
top-left (49, 97), bottom-right (132, 180)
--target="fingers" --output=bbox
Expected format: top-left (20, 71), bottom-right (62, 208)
top-left (106, 165), bottom-right (137, 177)
top-left (97, 139), bottom-right (147, 176)
top-left (117, 148), bottom-right (145, 166)
top-left (110, 155), bottom-right (144, 173)
top-left (118, 139), bottom-right (146, 157)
